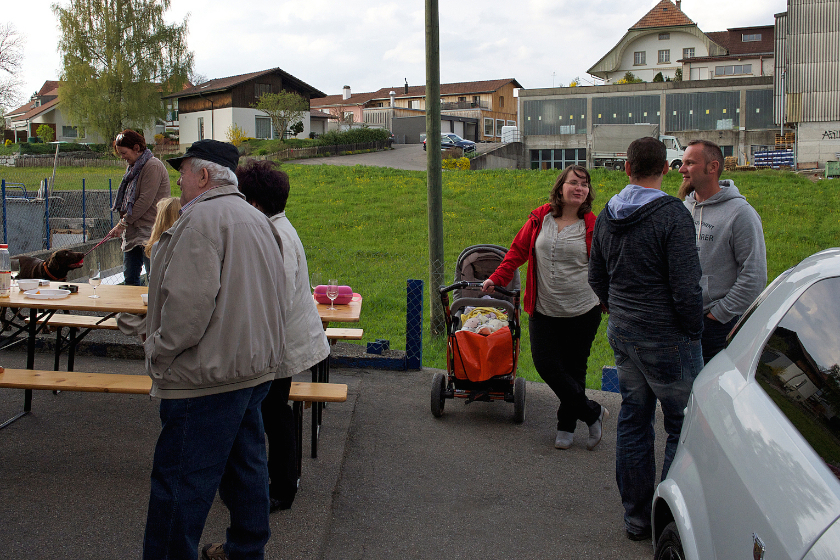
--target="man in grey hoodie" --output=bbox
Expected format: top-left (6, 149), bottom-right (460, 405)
top-left (679, 140), bottom-right (767, 363)
top-left (589, 137), bottom-right (704, 542)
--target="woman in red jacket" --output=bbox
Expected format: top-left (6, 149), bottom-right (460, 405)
top-left (482, 165), bottom-right (607, 450)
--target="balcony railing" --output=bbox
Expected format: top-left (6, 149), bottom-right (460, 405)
top-left (441, 101), bottom-right (489, 111)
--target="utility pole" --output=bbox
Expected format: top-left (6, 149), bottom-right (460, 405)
top-left (425, 0), bottom-right (444, 335)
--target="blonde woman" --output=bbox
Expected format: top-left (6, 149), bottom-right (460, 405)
top-left (145, 197), bottom-right (182, 258)
top-left (117, 197), bottom-right (181, 341)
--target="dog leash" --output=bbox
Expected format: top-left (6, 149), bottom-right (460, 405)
top-left (83, 232), bottom-right (115, 258)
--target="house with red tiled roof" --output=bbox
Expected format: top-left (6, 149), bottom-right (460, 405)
top-left (311, 78), bottom-right (522, 142)
top-left (4, 81), bottom-right (93, 144)
top-left (164, 68), bottom-right (325, 145)
top-left (4, 79), bottom-right (185, 145)
top-left (587, 0), bottom-right (773, 83)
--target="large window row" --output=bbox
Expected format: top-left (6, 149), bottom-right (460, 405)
top-left (530, 148), bottom-right (587, 170)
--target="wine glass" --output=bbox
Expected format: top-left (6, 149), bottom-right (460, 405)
top-left (10, 260), bottom-right (19, 288)
top-left (310, 272), bottom-right (322, 293)
top-left (326, 279), bottom-right (339, 310)
top-left (88, 262), bottom-right (102, 299)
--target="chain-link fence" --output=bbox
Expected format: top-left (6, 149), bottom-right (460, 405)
top-left (1, 164), bottom-right (125, 255)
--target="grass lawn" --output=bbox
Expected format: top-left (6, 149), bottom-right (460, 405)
top-left (2, 163), bottom-right (837, 387)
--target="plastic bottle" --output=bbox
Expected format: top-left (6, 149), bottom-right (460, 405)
top-left (0, 244), bottom-right (10, 297)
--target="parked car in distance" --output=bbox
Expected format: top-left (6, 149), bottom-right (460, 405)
top-left (652, 247), bottom-right (840, 560)
top-left (423, 133), bottom-right (476, 153)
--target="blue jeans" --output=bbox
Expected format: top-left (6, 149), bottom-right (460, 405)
top-left (124, 245), bottom-right (151, 286)
top-left (143, 381), bottom-right (272, 560)
top-left (701, 314), bottom-right (739, 364)
top-left (607, 323), bottom-right (703, 535)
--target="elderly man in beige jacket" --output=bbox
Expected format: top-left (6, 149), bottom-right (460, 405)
top-left (142, 140), bottom-right (286, 560)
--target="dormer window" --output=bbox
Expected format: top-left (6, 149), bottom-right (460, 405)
top-left (742, 33), bottom-right (762, 42)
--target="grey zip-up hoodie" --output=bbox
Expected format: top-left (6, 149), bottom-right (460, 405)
top-left (684, 180), bottom-right (767, 323)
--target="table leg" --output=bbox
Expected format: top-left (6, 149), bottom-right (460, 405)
top-left (293, 401), bottom-right (303, 477)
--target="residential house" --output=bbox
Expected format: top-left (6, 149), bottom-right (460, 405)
top-left (310, 79), bottom-right (523, 143)
top-left (6, 81), bottom-right (109, 144)
top-left (682, 26), bottom-right (774, 81)
top-left (587, 0), bottom-right (774, 83)
top-left (5, 80), bottom-right (182, 145)
top-left (165, 68), bottom-right (325, 146)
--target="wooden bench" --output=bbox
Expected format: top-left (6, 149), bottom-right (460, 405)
top-left (0, 367), bottom-right (347, 475)
top-left (25, 314), bottom-right (120, 372)
top-left (325, 327), bottom-right (364, 341)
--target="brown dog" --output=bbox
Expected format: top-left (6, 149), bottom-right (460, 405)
top-left (13, 249), bottom-right (85, 281)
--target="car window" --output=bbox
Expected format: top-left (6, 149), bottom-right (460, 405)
top-left (754, 277), bottom-right (840, 481)
top-left (728, 268), bottom-right (792, 343)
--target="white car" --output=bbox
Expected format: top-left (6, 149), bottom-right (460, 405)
top-left (652, 248), bottom-right (840, 560)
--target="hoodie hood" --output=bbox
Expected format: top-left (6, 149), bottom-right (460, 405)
top-left (606, 184), bottom-right (670, 219)
top-left (684, 179), bottom-right (743, 207)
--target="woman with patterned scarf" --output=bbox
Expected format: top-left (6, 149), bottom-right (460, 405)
top-left (109, 129), bottom-right (171, 285)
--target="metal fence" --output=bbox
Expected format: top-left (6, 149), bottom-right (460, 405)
top-left (1, 176), bottom-right (120, 256)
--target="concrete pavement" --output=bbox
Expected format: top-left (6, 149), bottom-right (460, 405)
top-left (0, 347), bottom-right (663, 559)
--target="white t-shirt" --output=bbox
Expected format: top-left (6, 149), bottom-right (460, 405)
top-left (533, 214), bottom-right (599, 317)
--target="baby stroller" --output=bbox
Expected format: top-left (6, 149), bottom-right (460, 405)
top-left (432, 244), bottom-right (525, 423)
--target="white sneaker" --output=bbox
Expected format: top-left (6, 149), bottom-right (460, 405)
top-left (587, 406), bottom-right (609, 450)
top-left (554, 430), bottom-right (574, 449)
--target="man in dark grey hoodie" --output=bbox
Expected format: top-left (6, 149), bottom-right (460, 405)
top-left (589, 137), bottom-right (704, 542)
top-left (679, 140), bottom-right (767, 363)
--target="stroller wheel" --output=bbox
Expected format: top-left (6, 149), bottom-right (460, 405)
top-left (431, 372), bottom-right (447, 417)
top-left (513, 377), bottom-right (526, 424)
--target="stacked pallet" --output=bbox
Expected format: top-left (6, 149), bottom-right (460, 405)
top-left (724, 156), bottom-right (738, 171)
top-left (775, 132), bottom-right (795, 149)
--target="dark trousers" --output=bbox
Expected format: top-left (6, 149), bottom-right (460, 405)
top-left (124, 245), bottom-right (151, 286)
top-left (261, 376), bottom-right (297, 503)
top-left (143, 381), bottom-right (271, 560)
top-left (529, 305), bottom-right (603, 432)
top-left (701, 315), bottom-right (739, 364)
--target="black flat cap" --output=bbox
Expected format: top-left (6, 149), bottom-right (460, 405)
top-left (168, 139), bottom-right (240, 173)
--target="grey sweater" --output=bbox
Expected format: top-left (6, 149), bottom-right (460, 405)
top-left (588, 185), bottom-right (703, 339)
top-left (684, 181), bottom-right (767, 322)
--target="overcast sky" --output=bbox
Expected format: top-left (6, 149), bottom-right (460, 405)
top-left (5, 0), bottom-right (786, 105)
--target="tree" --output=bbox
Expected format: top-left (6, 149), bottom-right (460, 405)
top-left (290, 121), bottom-right (304, 136)
top-left (0, 22), bottom-right (25, 111)
top-left (653, 72), bottom-right (664, 83)
top-left (36, 124), bottom-right (55, 143)
top-left (327, 105), bottom-right (355, 128)
top-left (253, 91), bottom-right (309, 139)
top-left (52, 0), bottom-right (193, 142)
top-left (674, 68), bottom-right (683, 82)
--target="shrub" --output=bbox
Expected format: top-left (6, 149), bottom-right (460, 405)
top-left (315, 128), bottom-right (390, 146)
top-left (154, 133), bottom-right (165, 145)
top-left (225, 123), bottom-right (248, 147)
top-left (442, 157), bottom-right (471, 170)
top-left (17, 142), bottom-right (93, 155)
top-left (36, 125), bottom-right (55, 144)
top-left (4, 139), bottom-right (11, 147)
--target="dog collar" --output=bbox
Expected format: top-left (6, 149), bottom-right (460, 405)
top-left (43, 266), bottom-right (61, 281)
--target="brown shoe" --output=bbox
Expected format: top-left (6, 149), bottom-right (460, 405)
top-left (201, 543), bottom-right (229, 560)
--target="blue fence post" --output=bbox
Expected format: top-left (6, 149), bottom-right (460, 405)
top-left (44, 178), bottom-right (50, 250)
top-left (82, 178), bottom-right (86, 243)
top-left (1, 179), bottom-right (7, 245)
top-left (108, 179), bottom-right (114, 229)
top-left (406, 279), bottom-right (424, 369)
